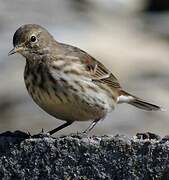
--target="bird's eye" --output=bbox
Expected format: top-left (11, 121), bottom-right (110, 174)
top-left (30, 35), bottom-right (37, 42)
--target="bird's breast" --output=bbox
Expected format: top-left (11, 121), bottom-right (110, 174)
top-left (24, 62), bottom-right (116, 122)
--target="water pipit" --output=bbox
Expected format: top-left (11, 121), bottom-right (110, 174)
top-left (8, 24), bottom-right (162, 135)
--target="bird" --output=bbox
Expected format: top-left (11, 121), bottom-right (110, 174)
top-left (8, 24), bottom-right (163, 135)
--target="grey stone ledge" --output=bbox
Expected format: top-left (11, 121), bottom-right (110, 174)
top-left (0, 131), bottom-right (169, 180)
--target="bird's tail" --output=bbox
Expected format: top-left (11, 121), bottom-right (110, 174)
top-left (117, 90), bottom-right (164, 111)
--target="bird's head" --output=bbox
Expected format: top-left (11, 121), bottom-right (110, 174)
top-left (8, 24), bottom-right (56, 58)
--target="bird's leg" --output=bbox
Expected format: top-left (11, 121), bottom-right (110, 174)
top-left (83, 119), bottom-right (100, 134)
top-left (48, 121), bottom-right (73, 135)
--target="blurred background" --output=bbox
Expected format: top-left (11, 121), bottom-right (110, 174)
top-left (0, 0), bottom-right (169, 136)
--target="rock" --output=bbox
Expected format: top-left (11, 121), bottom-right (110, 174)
top-left (0, 131), bottom-right (169, 179)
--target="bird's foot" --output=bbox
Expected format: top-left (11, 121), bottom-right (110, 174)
top-left (31, 128), bottom-right (50, 138)
top-left (136, 132), bottom-right (160, 140)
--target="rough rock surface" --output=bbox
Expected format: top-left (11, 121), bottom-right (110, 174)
top-left (0, 131), bottom-right (169, 180)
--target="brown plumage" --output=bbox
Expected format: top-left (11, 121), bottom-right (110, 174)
top-left (8, 24), bottom-right (163, 134)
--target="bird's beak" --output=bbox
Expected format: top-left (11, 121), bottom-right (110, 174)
top-left (8, 46), bottom-right (24, 56)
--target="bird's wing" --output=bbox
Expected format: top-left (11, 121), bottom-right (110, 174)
top-left (89, 62), bottom-right (121, 88)
top-left (81, 54), bottom-right (121, 89)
